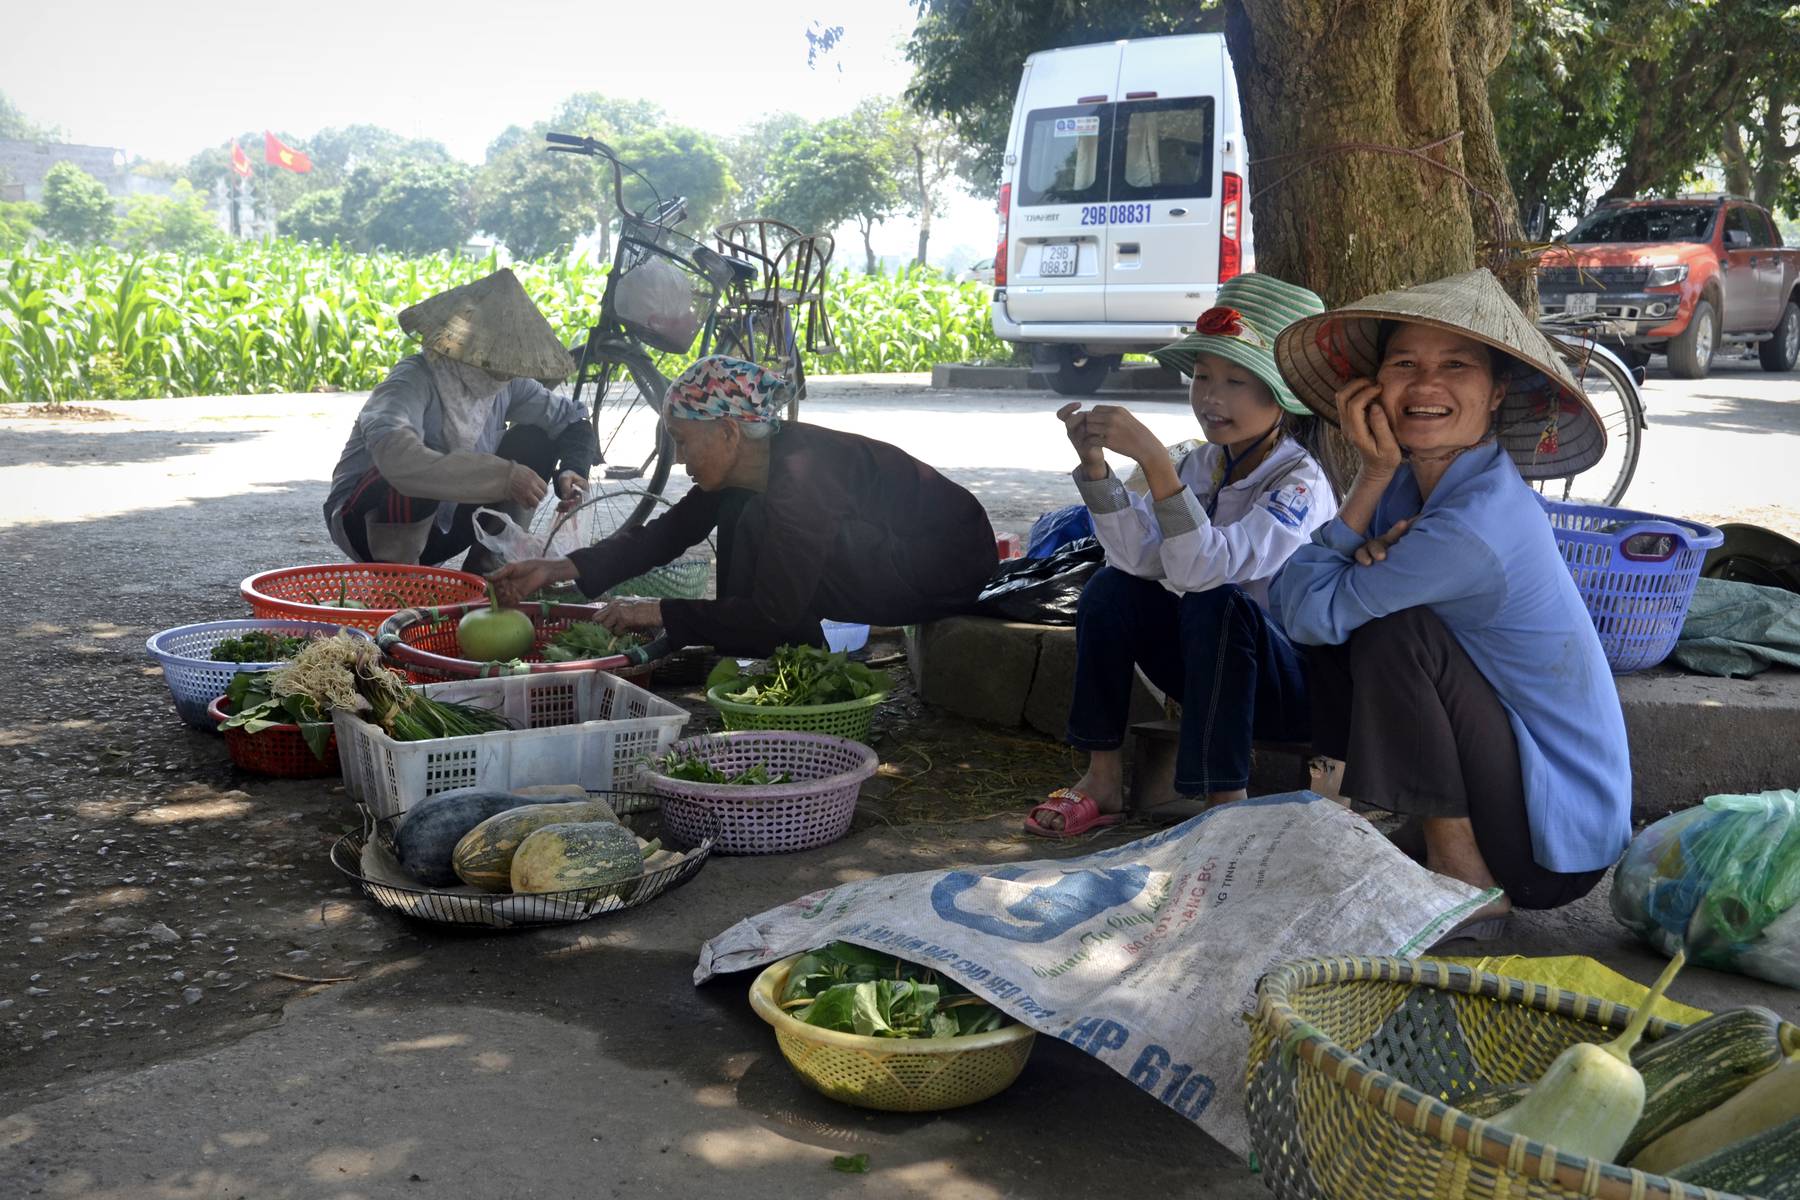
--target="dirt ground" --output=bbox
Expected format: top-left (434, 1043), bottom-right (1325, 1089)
top-left (0, 391), bottom-right (1080, 1116)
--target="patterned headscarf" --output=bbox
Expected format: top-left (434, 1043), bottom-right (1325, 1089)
top-left (663, 356), bottom-right (793, 432)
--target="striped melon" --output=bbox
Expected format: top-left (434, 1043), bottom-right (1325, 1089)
top-left (510, 821), bottom-right (645, 894)
top-left (451, 798), bottom-right (620, 892)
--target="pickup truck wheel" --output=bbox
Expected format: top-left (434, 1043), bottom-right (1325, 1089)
top-left (1048, 354), bottom-right (1118, 396)
top-left (1759, 301), bottom-right (1800, 372)
top-left (1668, 298), bottom-right (1716, 379)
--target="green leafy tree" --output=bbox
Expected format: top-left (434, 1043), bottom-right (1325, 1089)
top-left (876, 101), bottom-right (985, 264)
top-left (0, 90), bottom-right (59, 141)
top-left (0, 199), bottom-right (42, 248)
top-left (361, 161), bottom-right (476, 254)
top-left (475, 128), bottom-right (602, 258)
top-left (550, 94), bottom-right (664, 140)
top-left (281, 187), bottom-right (350, 244)
top-left (764, 117), bottom-right (902, 271)
top-left (117, 181), bottom-right (227, 253)
top-left (306, 124), bottom-right (451, 177)
top-left (721, 112), bottom-right (813, 224)
top-left (616, 126), bottom-right (736, 234)
top-left (40, 162), bottom-right (116, 244)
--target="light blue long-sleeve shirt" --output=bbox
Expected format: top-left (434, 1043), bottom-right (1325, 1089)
top-left (1270, 442), bottom-right (1631, 874)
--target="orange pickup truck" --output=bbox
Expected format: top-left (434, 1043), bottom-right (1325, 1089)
top-left (1537, 194), bottom-right (1800, 379)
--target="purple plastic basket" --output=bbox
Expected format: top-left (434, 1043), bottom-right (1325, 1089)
top-left (1536, 496), bottom-right (1722, 674)
top-left (641, 731), bottom-right (879, 855)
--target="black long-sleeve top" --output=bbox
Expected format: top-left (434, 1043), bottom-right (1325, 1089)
top-left (569, 423), bottom-right (997, 655)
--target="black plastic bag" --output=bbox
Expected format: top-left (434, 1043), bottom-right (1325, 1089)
top-left (975, 537), bottom-right (1104, 625)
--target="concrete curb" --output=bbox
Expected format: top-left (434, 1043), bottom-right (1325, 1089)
top-left (930, 363), bottom-right (1185, 391)
top-left (913, 616), bottom-right (1800, 821)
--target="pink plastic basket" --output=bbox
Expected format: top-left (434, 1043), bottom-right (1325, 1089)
top-left (641, 731), bottom-right (879, 855)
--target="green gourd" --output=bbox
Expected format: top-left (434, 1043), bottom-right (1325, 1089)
top-left (451, 798), bottom-right (621, 892)
top-left (510, 822), bottom-right (646, 894)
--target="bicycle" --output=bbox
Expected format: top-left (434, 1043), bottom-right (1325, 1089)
top-left (544, 131), bottom-right (753, 535)
top-left (710, 219), bottom-right (838, 424)
top-left (1534, 316), bottom-right (1649, 508)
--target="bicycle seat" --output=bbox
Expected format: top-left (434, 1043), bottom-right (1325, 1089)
top-left (724, 257), bottom-right (760, 285)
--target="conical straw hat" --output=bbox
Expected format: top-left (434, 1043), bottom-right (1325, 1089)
top-left (1273, 269), bottom-right (1605, 479)
top-left (398, 268), bottom-right (574, 383)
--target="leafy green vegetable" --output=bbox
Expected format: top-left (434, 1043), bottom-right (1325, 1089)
top-left (210, 631), bottom-right (310, 663)
top-left (779, 942), bottom-right (1008, 1039)
top-left (218, 634), bottom-right (511, 758)
top-left (651, 752), bottom-right (792, 786)
top-left (831, 1154), bottom-right (870, 1174)
top-left (708, 646), bottom-right (890, 708)
top-left (542, 622), bottom-right (643, 663)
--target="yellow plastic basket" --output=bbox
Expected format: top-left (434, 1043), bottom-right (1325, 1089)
top-left (1247, 956), bottom-right (1786, 1200)
top-left (748, 955), bottom-right (1036, 1112)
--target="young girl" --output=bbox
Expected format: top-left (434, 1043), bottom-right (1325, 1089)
top-left (1028, 273), bottom-right (1336, 837)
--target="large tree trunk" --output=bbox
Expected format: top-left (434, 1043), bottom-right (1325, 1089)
top-left (913, 144), bottom-right (932, 265)
top-left (859, 218), bottom-right (878, 274)
top-left (1721, 122), bottom-right (1755, 200)
top-left (1224, 0), bottom-right (1523, 489)
top-left (1223, 0), bottom-right (1520, 308)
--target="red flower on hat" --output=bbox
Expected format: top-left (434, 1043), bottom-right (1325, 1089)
top-left (1196, 306), bottom-right (1245, 336)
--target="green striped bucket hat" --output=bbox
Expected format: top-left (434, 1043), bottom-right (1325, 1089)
top-left (1150, 273), bottom-right (1326, 415)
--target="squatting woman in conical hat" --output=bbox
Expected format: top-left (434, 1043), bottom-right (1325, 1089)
top-left (322, 268), bottom-right (593, 568)
top-left (489, 355), bottom-right (998, 656)
top-left (1030, 273), bottom-right (1338, 838)
top-left (1268, 268), bottom-right (1630, 935)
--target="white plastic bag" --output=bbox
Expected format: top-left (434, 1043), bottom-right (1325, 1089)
top-left (613, 257), bottom-right (699, 353)
top-left (471, 506), bottom-right (540, 565)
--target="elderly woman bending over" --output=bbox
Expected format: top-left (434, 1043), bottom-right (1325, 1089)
top-left (1270, 269), bottom-right (1631, 937)
top-left (492, 356), bottom-right (997, 655)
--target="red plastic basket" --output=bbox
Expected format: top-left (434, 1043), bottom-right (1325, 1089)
top-left (376, 601), bottom-right (658, 685)
top-left (207, 695), bottom-right (341, 779)
top-left (240, 564), bottom-right (487, 634)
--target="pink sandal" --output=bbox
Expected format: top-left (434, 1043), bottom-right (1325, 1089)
top-left (1025, 788), bottom-right (1126, 839)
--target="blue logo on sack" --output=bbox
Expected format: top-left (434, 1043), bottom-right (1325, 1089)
top-left (929, 864), bottom-right (1151, 943)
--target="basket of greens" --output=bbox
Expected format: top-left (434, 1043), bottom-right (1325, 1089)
top-left (148, 619), bottom-right (370, 730)
top-left (641, 731), bottom-right (879, 854)
top-left (376, 599), bottom-right (660, 683)
top-left (747, 942), bottom-right (1035, 1112)
top-left (210, 632), bottom-right (511, 778)
top-left (705, 646), bottom-right (891, 741)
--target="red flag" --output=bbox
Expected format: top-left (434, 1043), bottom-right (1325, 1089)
top-left (229, 139), bottom-right (253, 178)
top-left (263, 131), bottom-right (312, 174)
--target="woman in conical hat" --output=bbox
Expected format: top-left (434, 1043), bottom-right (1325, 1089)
top-left (1030, 273), bottom-right (1337, 838)
top-left (1269, 268), bottom-right (1631, 933)
top-left (322, 268), bottom-right (592, 567)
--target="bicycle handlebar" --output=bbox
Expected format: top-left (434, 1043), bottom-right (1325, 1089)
top-left (544, 130), bottom-right (685, 235)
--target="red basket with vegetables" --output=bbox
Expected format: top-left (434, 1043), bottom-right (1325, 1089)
top-left (376, 593), bottom-right (664, 684)
top-left (240, 563), bottom-right (487, 634)
top-left (207, 694), bottom-right (341, 778)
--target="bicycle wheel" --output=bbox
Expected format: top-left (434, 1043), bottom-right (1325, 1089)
top-left (1530, 339), bottom-right (1643, 507)
top-left (573, 340), bottom-right (673, 535)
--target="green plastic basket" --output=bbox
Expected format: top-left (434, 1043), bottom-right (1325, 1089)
top-left (606, 556), bottom-right (710, 601)
top-left (705, 685), bottom-right (886, 741)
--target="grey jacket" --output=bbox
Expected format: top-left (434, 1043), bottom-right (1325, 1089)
top-left (323, 353), bottom-right (591, 558)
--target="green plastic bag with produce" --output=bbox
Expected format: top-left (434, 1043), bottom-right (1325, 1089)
top-left (1611, 789), bottom-right (1800, 987)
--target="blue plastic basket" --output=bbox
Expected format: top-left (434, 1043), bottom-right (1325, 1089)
top-left (146, 619), bottom-right (369, 730)
top-left (1536, 496), bottom-right (1723, 674)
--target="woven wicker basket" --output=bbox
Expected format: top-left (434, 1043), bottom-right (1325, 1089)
top-left (1247, 956), bottom-right (1768, 1200)
top-left (749, 955), bottom-right (1035, 1112)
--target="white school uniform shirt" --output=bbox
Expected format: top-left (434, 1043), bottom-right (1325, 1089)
top-left (1072, 437), bottom-right (1337, 611)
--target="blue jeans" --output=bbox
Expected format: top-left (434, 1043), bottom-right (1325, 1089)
top-left (1065, 568), bottom-right (1311, 795)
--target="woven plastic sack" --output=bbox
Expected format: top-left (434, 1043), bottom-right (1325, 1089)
top-left (1610, 788), bottom-right (1800, 987)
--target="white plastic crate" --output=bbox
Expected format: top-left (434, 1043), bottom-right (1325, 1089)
top-left (333, 670), bottom-right (690, 820)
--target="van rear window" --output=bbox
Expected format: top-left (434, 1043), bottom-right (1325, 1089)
top-left (1112, 97), bottom-right (1215, 201)
top-left (1018, 104), bottom-right (1110, 207)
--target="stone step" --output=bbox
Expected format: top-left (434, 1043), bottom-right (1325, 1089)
top-left (910, 615), bottom-right (1800, 821)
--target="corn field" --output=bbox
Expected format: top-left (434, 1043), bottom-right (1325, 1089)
top-left (0, 241), bottom-right (1006, 404)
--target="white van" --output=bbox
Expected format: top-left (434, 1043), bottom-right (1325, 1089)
top-left (990, 33), bottom-right (1251, 394)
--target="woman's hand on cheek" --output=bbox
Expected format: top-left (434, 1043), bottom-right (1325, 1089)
top-left (1339, 380), bottom-right (1403, 480)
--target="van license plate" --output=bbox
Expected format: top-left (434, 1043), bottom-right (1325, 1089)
top-left (1565, 292), bottom-right (1597, 316)
top-left (1040, 244), bottom-right (1077, 277)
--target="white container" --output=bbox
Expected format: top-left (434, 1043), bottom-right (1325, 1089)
top-left (333, 670), bottom-right (690, 820)
top-left (820, 620), bottom-right (870, 653)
